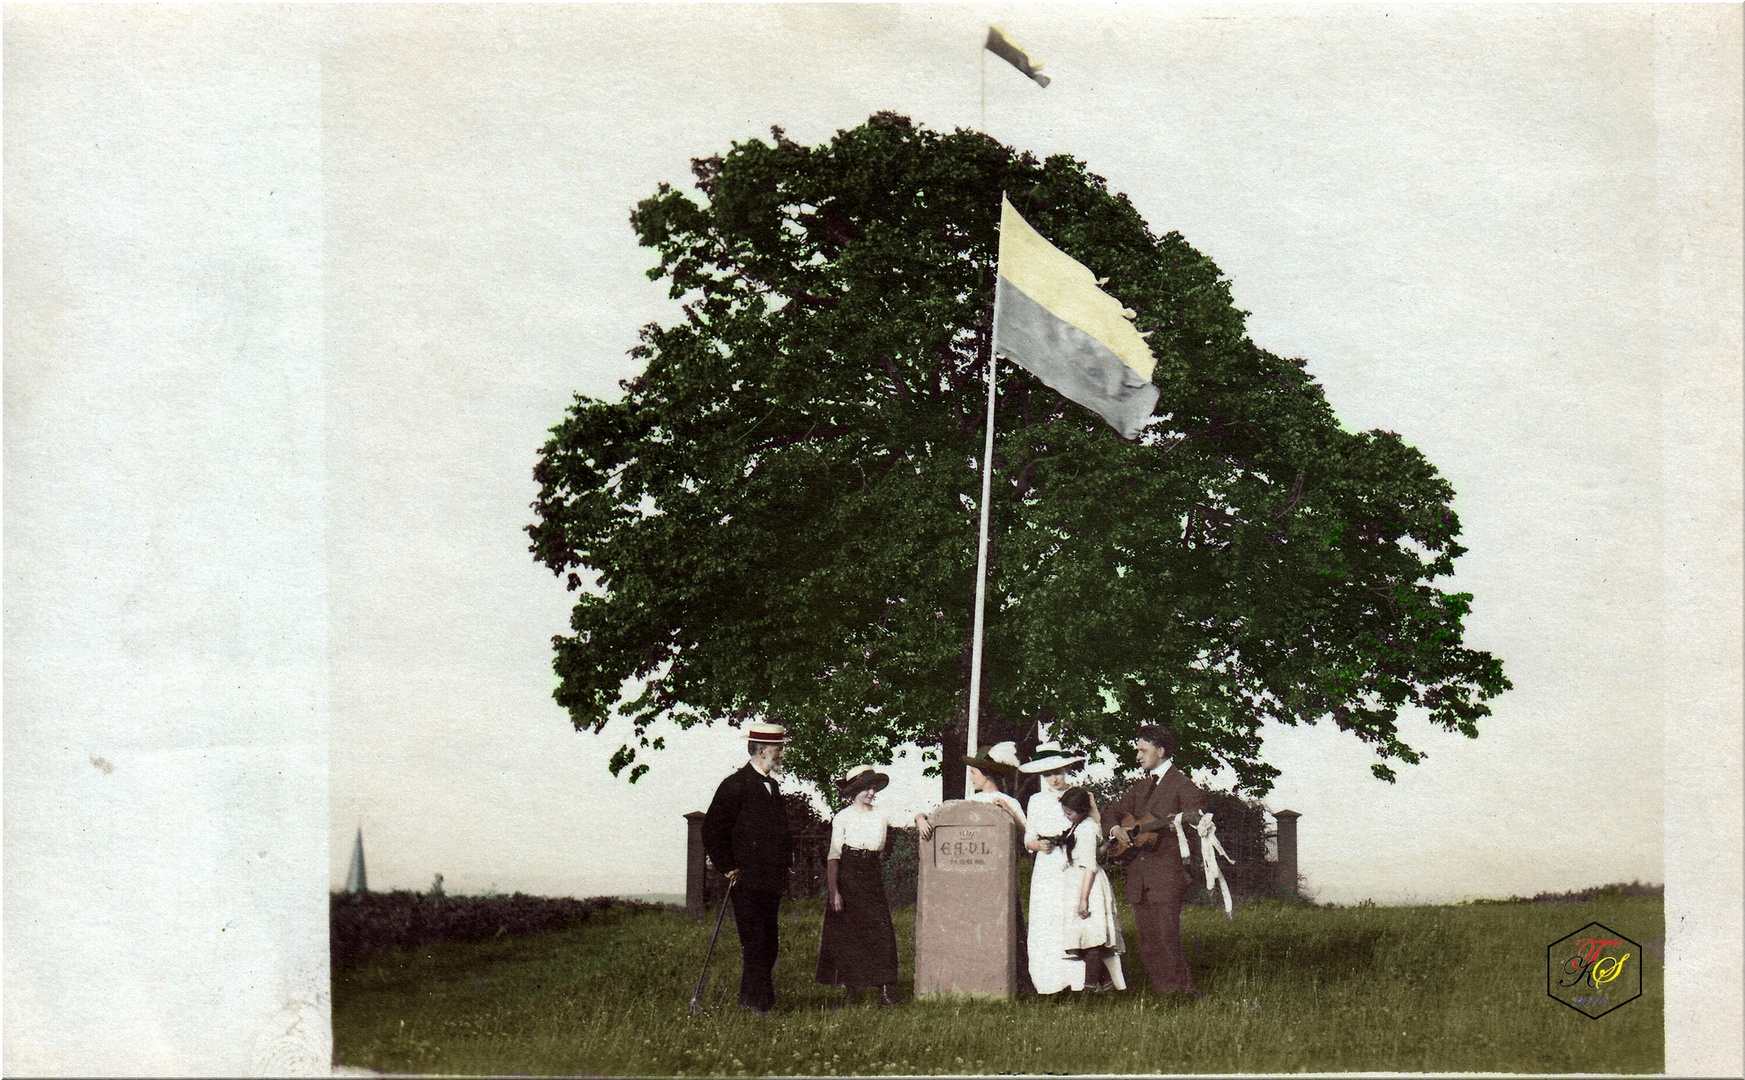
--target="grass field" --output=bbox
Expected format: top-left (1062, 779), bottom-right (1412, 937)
top-left (333, 893), bottom-right (1662, 1075)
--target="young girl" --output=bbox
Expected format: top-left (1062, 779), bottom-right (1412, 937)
top-left (1058, 786), bottom-right (1126, 993)
top-left (815, 766), bottom-right (904, 1009)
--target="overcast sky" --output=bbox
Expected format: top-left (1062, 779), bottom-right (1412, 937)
top-left (306, 3), bottom-right (1717, 904)
top-left (5, 6), bottom-right (1738, 1073)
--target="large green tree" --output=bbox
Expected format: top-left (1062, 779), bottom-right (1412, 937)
top-left (527, 113), bottom-right (1509, 798)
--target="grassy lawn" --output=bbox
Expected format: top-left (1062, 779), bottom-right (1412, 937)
top-left (333, 893), bottom-right (1661, 1075)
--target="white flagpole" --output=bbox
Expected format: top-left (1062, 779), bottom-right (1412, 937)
top-left (966, 245), bottom-right (1003, 793)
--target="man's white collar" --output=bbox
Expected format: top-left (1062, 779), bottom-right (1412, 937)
top-left (1147, 759), bottom-right (1174, 779)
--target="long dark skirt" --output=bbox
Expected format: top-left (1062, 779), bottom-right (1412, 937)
top-left (815, 849), bottom-right (900, 987)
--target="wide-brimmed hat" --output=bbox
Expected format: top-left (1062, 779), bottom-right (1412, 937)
top-left (746, 722), bottom-right (791, 745)
top-left (836, 764), bottom-right (890, 798)
top-left (1019, 740), bottom-right (1087, 774)
top-left (963, 741), bottom-right (1021, 776)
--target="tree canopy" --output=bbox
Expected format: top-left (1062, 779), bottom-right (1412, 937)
top-left (527, 113), bottom-right (1509, 799)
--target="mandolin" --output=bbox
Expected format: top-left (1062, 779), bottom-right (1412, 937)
top-left (1104, 812), bottom-right (1183, 866)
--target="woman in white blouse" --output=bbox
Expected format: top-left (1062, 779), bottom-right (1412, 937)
top-left (1019, 741), bottom-right (1097, 995)
top-left (815, 765), bottom-right (913, 1009)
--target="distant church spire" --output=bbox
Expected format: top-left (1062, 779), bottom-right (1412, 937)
top-left (345, 826), bottom-right (368, 893)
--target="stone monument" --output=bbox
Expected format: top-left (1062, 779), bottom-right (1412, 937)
top-left (913, 800), bottom-right (1020, 997)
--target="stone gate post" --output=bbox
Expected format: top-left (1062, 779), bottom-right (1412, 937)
top-left (1273, 809), bottom-right (1300, 895)
top-left (684, 811), bottom-right (707, 919)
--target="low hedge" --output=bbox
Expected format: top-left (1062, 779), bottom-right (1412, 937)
top-left (331, 891), bottom-right (673, 966)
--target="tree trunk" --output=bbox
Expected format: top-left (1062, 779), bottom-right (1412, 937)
top-left (939, 705), bottom-right (968, 802)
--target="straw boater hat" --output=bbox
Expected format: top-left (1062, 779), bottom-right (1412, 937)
top-left (746, 721), bottom-right (790, 745)
top-left (1019, 740), bottom-right (1087, 774)
top-left (963, 741), bottom-right (1022, 776)
top-left (836, 764), bottom-right (890, 798)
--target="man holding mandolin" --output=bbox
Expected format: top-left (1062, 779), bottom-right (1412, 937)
top-left (1100, 723), bottom-right (1208, 997)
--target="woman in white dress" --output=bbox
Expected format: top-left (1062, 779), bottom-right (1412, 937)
top-left (964, 742), bottom-right (1033, 991)
top-left (915, 742), bottom-right (1033, 993)
top-left (962, 742), bottom-right (1026, 829)
top-left (1019, 740), bottom-right (1094, 995)
top-left (914, 743), bottom-right (1025, 834)
top-left (1059, 786), bottom-right (1126, 992)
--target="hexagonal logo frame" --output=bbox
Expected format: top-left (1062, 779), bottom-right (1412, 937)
top-left (1547, 922), bottom-right (1641, 1018)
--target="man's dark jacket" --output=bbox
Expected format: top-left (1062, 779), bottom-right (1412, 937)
top-left (701, 763), bottom-right (794, 894)
top-left (1099, 766), bottom-right (1207, 905)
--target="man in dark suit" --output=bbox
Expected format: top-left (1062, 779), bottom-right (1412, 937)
top-left (1100, 723), bottom-right (1207, 997)
top-left (701, 721), bottom-right (794, 1016)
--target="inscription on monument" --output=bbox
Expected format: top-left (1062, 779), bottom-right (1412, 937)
top-left (933, 826), bottom-right (997, 871)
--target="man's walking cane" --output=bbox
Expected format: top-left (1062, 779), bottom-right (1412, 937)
top-left (688, 880), bottom-right (734, 1014)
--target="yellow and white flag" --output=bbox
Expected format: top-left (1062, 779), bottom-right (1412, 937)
top-left (985, 25), bottom-right (1050, 88)
top-left (993, 196), bottom-right (1159, 439)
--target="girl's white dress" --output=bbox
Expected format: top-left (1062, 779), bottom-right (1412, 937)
top-left (1024, 786), bottom-right (1081, 994)
top-left (1060, 817), bottom-right (1127, 989)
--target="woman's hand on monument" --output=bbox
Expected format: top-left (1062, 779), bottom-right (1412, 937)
top-left (915, 814), bottom-right (933, 841)
top-left (829, 889), bottom-right (844, 912)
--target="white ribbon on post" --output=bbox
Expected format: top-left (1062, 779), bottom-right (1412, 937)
top-left (1195, 812), bottom-right (1236, 921)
